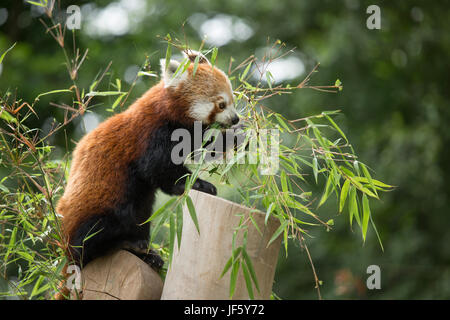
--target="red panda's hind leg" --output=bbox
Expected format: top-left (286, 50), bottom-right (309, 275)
top-left (134, 250), bottom-right (164, 272)
top-left (69, 212), bottom-right (153, 268)
top-left (121, 239), bottom-right (164, 271)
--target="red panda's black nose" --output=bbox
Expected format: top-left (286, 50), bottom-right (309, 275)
top-left (231, 115), bottom-right (240, 125)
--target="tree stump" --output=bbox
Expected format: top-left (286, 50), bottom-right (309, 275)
top-left (80, 250), bottom-right (163, 300)
top-left (161, 190), bottom-right (282, 300)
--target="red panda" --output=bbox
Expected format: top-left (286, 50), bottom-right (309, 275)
top-left (56, 50), bottom-right (239, 279)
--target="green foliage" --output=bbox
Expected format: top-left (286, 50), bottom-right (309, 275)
top-left (0, 0), bottom-right (448, 300)
top-left (0, 109), bottom-right (66, 299)
top-left (0, 25), bottom-right (391, 299)
top-left (143, 39), bottom-right (392, 299)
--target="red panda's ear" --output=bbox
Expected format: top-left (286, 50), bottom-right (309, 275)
top-left (182, 49), bottom-right (211, 66)
top-left (160, 59), bottom-right (188, 88)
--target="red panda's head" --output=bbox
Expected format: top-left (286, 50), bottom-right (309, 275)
top-left (160, 50), bottom-right (239, 128)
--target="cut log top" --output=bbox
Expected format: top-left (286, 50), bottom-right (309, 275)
top-left (161, 190), bottom-right (282, 300)
top-left (79, 250), bottom-right (163, 300)
top-left (76, 190), bottom-right (282, 300)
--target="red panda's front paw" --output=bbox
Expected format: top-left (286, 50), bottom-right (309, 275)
top-left (193, 179), bottom-right (217, 196)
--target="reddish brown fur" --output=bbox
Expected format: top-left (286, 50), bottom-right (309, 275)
top-left (57, 62), bottom-right (232, 253)
top-left (176, 64), bottom-right (233, 104)
top-left (55, 56), bottom-right (234, 299)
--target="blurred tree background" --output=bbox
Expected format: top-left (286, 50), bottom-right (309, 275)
top-left (1, 0), bottom-right (449, 299)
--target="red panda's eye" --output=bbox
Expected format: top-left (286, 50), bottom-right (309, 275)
top-left (219, 102), bottom-right (226, 110)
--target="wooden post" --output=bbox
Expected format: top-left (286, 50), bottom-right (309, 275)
top-left (161, 190), bottom-right (282, 300)
top-left (79, 250), bottom-right (163, 300)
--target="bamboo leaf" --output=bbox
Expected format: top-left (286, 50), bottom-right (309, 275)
top-left (89, 80), bottom-right (98, 92)
top-left (34, 89), bottom-right (72, 101)
top-left (353, 177), bottom-right (393, 189)
top-left (241, 262), bottom-right (255, 299)
top-left (266, 71), bottom-right (273, 89)
top-left (242, 249), bottom-right (260, 293)
top-left (362, 194), bottom-right (371, 242)
top-left (282, 228), bottom-right (288, 256)
top-left (0, 42), bottom-right (16, 65)
top-left (192, 54), bottom-right (200, 77)
top-left (361, 186), bottom-right (379, 199)
top-left (176, 203), bottom-right (183, 249)
top-left (0, 110), bottom-right (17, 124)
top-left (265, 202), bottom-right (275, 226)
top-left (318, 172), bottom-right (333, 207)
top-left (86, 91), bottom-right (126, 97)
top-left (240, 61), bottom-right (252, 81)
top-left (280, 170), bottom-right (288, 193)
top-left (370, 214), bottom-right (384, 251)
top-left (26, 0), bottom-right (47, 7)
top-left (323, 112), bottom-right (348, 143)
top-left (0, 182), bottom-right (9, 193)
top-left (30, 275), bottom-right (45, 299)
top-left (339, 165), bottom-right (355, 178)
top-left (172, 58), bottom-right (190, 79)
top-left (137, 71), bottom-right (157, 77)
top-left (220, 256), bottom-right (233, 279)
top-left (186, 195), bottom-right (200, 234)
top-left (83, 227), bottom-right (104, 242)
top-left (232, 247), bottom-right (242, 262)
top-left (339, 179), bottom-right (350, 213)
top-left (275, 114), bottom-right (291, 132)
top-left (229, 260), bottom-right (240, 298)
top-left (211, 47), bottom-right (218, 67)
top-left (313, 157), bottom-right (319, 184)
top-left (168, 213), bottom-right (175, 264)
top-left (348, 186), bottom-right (361, 228)
top-left (268, 220), bottom-right (288, 247)
top-left (141, 198), bottom-right (176, 224)
top-left (4, 227), bottom-right (17, 263)
top-left (353, 160), bottom-right (360, 175)
top-left (249, 212), bottom-right (262, 236)
top-left (360, 163), bottom-right (378, 196)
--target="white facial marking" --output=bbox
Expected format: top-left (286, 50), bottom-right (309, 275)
top-left (215, 106), bottom-right (237, 124)
top-left (190, 100), bottom-right (215, 123)
top-left (219, 92), bottom-right (231, 106)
